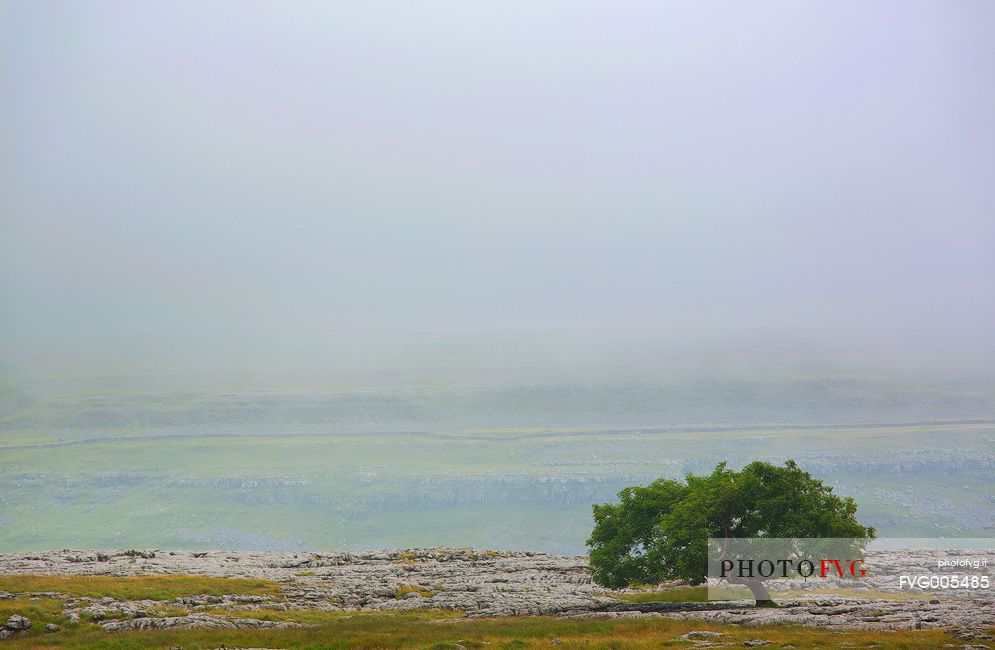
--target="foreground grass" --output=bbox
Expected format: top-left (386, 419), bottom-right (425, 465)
top-left (0, 575), bottom-right (984, 649)
top-left (0, 575), bottom-right (282, 600)
top-left (0, 600), bottom-right (981, 649)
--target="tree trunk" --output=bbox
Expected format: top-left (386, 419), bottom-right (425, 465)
top-left (730, 577), bottom-right (774, 606)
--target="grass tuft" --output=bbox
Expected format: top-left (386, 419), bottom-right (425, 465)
top-left (396, 584), bottom-right (437, 599)
top-left (615, 586), bottom-right (708, 603)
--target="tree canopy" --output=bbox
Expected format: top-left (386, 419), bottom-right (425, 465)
top-left (587, 460), bottom-right (875, 601)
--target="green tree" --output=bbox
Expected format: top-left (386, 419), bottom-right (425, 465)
top-left (587, 460), bottom-right (875, 604)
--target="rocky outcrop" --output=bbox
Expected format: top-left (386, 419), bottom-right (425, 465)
top-left (2, 615), bottom-right (30, 631)
top-left (0, 615), bottom-right (31, 641)
top-left (0, 548), bottom-right (993, 630)
top-left (100, 614), bottom-right (309, 632)
top-left (659, 598), bottom-right (995, 630)
top-left (0, 548), bottom-right (603, 618)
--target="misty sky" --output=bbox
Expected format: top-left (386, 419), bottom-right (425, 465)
top-left (2, 1), bottom-right (994, 377)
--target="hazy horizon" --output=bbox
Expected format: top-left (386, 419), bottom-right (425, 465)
top-left (3, 0), bottom-right (994, 385)
top-left (2, 2), bottom-right (994, 554)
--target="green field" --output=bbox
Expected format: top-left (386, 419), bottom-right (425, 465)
top-left (1, 378), bottom-right (994, 553)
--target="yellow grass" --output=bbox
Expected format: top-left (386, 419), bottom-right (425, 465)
top-left (396, 583), bottom-right (438, 598)
top-left (615, 586), bottom-right (709, 602)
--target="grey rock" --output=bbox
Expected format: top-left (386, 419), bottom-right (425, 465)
top-left (100, 614), bottom-right (311, 632)
top-left (3, 614), bottom-right (30, 631)
top-left (681, 631), bottom-right (726, 640)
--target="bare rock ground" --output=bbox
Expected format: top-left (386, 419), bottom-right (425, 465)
top-left (1, 548), bottom-right (993, 631)
top-left (99, 613), bottom-right (310, 632)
